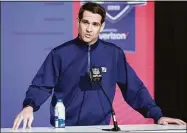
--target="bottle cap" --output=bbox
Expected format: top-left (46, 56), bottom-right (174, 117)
top-left (57, 99), bottom-right (63, 102)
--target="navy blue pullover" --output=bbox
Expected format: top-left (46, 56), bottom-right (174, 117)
top-left (23, 37), bottom-right (163, 126)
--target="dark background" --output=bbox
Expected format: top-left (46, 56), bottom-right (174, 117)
top-left (155, 2), bottom-right (187, 122)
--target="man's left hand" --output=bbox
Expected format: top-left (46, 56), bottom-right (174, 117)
top-left (158, 117), bottom-right (186, 125)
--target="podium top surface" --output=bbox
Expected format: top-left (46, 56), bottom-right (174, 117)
top-left (1, 124), bottom-right (186, 132)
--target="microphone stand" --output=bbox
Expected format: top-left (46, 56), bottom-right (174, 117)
top-left (98, 82), bottom-right (121, 132)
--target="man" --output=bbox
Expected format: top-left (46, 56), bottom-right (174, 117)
top-left (13, 2), bottom-right (186, 130)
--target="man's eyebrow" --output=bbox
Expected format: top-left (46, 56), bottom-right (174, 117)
top-left (81, 19), bottom-right (89, 22)
top-left (81, 19), bottom-right (101, 24)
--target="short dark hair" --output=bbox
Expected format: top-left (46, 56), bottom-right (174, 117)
top-left (78, 2), bottom-right (106, 24)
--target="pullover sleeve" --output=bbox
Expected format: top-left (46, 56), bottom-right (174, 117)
top-left (23, 50), bottom-right (60, 111)
top-left (116, 49), bottom-right (163, 122)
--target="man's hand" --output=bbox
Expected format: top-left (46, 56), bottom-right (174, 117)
top-left (12, 106), bottom-right (34, 130)
top-left (158, 117), bottom-right (186, 125)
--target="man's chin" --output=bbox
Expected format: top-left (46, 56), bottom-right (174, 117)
top-left (82, 38), bottom-right (92, 43)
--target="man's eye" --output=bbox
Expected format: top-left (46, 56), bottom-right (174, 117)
top-left (93, 23), bottom-right (99, 26)
top-left (82, 21), bottom-right (88, 24)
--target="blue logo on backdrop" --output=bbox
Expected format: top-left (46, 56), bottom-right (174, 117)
top-left (81, 1), bottom-right (146, 52)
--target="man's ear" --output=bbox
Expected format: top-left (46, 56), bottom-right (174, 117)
top-left (76, 18), bottom-right (80, 28)
top-left (100, 22), bottom-right (105, 32)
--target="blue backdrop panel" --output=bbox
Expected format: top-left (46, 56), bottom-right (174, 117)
top-left (1, 2), bottom-right (73, 128)
top-left (99, 2), bottom-right (135, 52)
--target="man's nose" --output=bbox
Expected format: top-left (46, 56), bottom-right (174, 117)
top-left (86, 24), bottom-right (92, 32)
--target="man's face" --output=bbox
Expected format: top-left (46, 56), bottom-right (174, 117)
top-left (78, 10), bottom-right (105, 45)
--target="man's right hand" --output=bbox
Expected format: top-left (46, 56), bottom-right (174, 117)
top-left (12, 106), bottom-right (34, 130)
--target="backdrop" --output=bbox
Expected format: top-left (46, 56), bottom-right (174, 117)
top-left (1, 1), bottom-right (154, 128)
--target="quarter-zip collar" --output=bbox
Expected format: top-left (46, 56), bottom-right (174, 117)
top-left (75, 36), bottom-right (99, 51)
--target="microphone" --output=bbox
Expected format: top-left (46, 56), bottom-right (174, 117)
top-left (90, 67), bottom-right (121, 131)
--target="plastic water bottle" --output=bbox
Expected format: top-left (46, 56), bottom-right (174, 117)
top-left (54, 99), bottom-right (65, 128)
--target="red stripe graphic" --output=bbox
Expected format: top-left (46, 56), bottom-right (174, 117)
top-left (73, 2), bottom-right (80, 38)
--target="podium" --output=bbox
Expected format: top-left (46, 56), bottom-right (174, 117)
top-left (1, 124), bottom-right (186, 132)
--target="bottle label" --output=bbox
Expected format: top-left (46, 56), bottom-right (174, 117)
top-left (55, 117), bottom-right (65, 128)
top-left (58, 119), bottom-right (65, 128)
